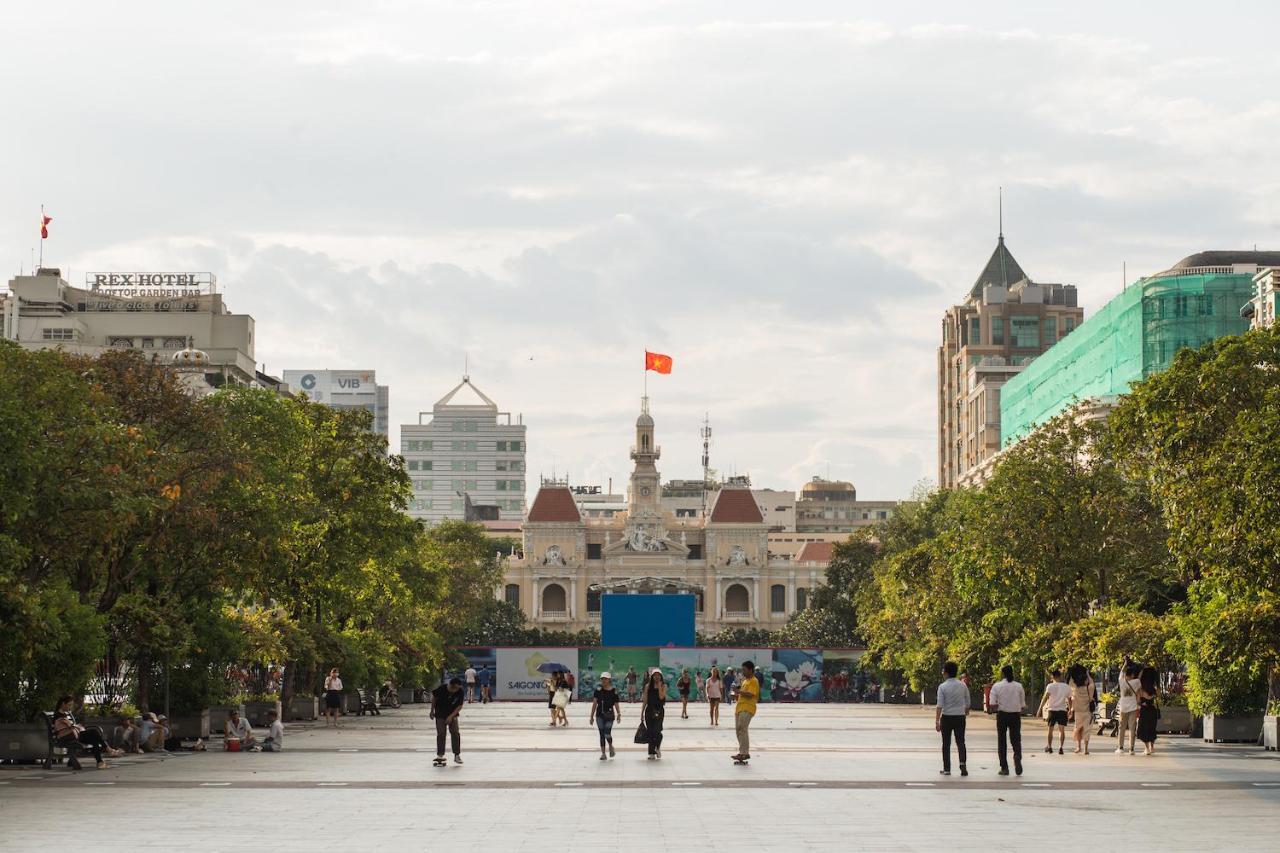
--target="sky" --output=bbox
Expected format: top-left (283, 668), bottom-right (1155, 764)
top-left (4, 2), bottom-right (1280, 499)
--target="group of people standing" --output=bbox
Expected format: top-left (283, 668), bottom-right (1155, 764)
top-left (937, 659), bottom-right (1163, 778)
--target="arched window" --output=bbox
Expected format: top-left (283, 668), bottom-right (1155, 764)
top-left (642, 434), bottom-right (649, 449)
top-left (542, 582), bottom-right (567, 613)
top-left (586, 588), bottom-right (601, 613)
top-left (504, 583), bottom-right (520, 606)
top-left (725, 583), bottom-right (749, 614)
top-left (796, 588), bottom-right (808, 612)
top-left (770, 584), bottom-right (786, 614)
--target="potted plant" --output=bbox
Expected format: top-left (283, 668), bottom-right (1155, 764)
top-left (1156, 692), bottom-right (1194, 735)
top-left (288, 693), bottom-right (318, 721)
top-left (243, 693), bottom-right (282, 727)
top-left (1264, 700), bottom-right (1279, 751)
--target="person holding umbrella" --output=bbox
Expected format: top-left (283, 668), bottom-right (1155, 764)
top-left (538, 662), bottom-right (572, 727)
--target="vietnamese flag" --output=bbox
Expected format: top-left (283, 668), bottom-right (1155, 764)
top-left (645, 350), bottom-right (673, 374)
top-left (40, 211), bottom-right (52, 239)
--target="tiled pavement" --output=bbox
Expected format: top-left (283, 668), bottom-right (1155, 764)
top-left (2, 702), bottom-right (1277, 851)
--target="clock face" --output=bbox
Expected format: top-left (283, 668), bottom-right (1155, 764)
top-left (640, 486), bottom-right (651, 496)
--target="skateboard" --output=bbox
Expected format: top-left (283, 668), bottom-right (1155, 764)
top-left (732, 755), bottom-right (749, 765)
top-left (432, 757), bottom-right (447, 767)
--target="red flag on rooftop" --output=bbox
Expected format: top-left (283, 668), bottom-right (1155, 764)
top-left (645, 350), bottom-right (673, 374)
top-left (40, 209), bottom-right (52, 239)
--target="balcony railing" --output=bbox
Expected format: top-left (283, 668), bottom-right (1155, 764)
top-left (540, 610), bottom-right (569, 620)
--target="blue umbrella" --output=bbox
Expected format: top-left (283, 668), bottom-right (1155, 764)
top-left (536, 662), bottom-right (571, 674)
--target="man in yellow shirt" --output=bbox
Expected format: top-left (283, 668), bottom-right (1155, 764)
top-left (732, 660), bottom-right (759, 762)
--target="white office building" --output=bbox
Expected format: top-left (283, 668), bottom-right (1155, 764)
top-left (400, 376), bottom-right (526, 525)
top-left (283, 369), bottom-right (389, 442)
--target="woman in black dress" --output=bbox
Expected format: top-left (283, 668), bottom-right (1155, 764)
top-left (1136, 666), bottom-right (1159, 755)
top-left (641, 670), bottom-right (667, 760)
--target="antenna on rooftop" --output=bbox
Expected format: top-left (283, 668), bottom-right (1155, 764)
top-left (700, 413), bottom-right (713, 517)
top-left (998, 185), bottom-right (1003, 240)
top-left (463, 353), bottom-right (470, 382)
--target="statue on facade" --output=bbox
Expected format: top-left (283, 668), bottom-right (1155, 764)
top-left (727, 545), bottom-right (748, 567)
top-left (624, 528), bottom-right (668, 552)
top-left (544, 544), bottom-right (566, 566)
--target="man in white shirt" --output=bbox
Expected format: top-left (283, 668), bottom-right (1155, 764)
top-left (1115, 662), bottom-right (1142, 754)
top-left (226, 710), bottom-right (256, 751)
top-left (988, 665), bottom-right (1026, 776)
top-left (1036, 670), bottom-right (1072, 755)
top-left (261, 710), bottom-right (285, 752)
top-left (464, 666), bottom-right (478, 703)
top-left (934, 661), bottom-right (970, 776)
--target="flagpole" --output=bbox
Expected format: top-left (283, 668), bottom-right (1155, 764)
top-left (38, 205), bottom-right (44, 269)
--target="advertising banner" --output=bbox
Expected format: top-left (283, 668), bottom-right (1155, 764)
top-left (575, 648), bottom-right (659, 700)
top-left (772, 649), bottom-right (824, 702)
top-left (495, 647), bottom-right (579, 701)
top-left (658, 648), bottom-right (773, 702)
top-left (446, 648), bottom-right (495, 697)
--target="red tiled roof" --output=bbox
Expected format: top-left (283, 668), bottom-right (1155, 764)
top-left (796, 541), bottom-right (834, 564)
top-left (709, 488), bottom-right (764, 524)
top-left (526, 487), bottom-right (582, 523)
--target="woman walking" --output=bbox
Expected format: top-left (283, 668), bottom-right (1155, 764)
top-left (1136, 666), bottom-right (1160, 755)
top-left (706, 667), bottom-right (723, 726)
top-left (641, 670), bottom-right (667, 759)
top-left (589, 672), bottom-right (622, 760)
top-left (677, 668), bottom-right (692, 719)
top-left (1066, 664), bottom-right (1095, 755)
top-left (546, 672), bottom-right (559, 727)
top-left (324, 667), bottom-right (343, 728)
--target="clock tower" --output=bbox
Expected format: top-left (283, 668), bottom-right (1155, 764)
top-left (629, 396), bottom-right (662, 519)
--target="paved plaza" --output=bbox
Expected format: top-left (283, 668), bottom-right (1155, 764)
top-left (2, 702), bottom-right (1278, 851)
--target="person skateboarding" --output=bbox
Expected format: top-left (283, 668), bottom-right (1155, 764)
top-left (731, 660), bottom-right (759, 764)
top-left (430, 678), bottom-right (465, 766)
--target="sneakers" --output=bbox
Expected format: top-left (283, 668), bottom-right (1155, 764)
top-left (608, 744), bottom-right (615, 758)
top-left (453, 755), bottom-right (463, 764)
top-left (599, 754), bottom-right (608, 761)
top-left (998, 769), bottom-right (1009, 776)
top-left (655, 750), bottom-right (662, 759)
top-left (647, 754), bottom-right (656, 761)
top-left (1015, 765), bottom-right (1023, 776)
top-left (939, 769), bottom-right (951, 776)
top-left (1058, 747), bottom-right (1064, 755)
top-left (1115, 748), bottom-right (1125, 754)
top-left (959, 765), bottom-right (968, 777)
top-left (1044, 746), bottom-right (1052, 753)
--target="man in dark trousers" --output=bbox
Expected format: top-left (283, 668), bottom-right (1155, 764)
top-left (431, 678), bottom-right (465, 765)
top-left (935, 661), bottom-right (970, 776)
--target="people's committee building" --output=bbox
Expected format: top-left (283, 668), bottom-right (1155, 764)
top-left (502, 398), bottom-right (825, 633)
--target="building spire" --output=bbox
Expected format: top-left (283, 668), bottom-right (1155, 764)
top-left (998, 185), bottom-right (1004, 242)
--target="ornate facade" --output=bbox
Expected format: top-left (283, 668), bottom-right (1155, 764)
top-left (501, 398), bottom-right (821, 633)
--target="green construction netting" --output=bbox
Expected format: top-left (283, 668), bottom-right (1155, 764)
top-left (1000, 273), bottom-right (1253, 445)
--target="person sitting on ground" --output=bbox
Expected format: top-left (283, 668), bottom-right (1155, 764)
top-left (139, 712), bottom-right (168, 752)
top-left (112, 716), bottom-right (142, 753)
top-left (260, 709), bottom-right (285, 752)
top-left (52, 695), bottom-right (121, 769)
top-left (226, 709), bottom-right (257, 751)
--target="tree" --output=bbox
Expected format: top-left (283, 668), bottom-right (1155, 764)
top-left (777, 534), bottom-right (876, 647)
top-left (1110, 326), bottom-right (1280, 713)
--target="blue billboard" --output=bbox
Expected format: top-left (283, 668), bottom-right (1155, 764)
top-left (601, 594), bottom-right (696, 647)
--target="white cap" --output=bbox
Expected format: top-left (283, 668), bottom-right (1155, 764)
top-left (600, 672), bottom-right (612, 680)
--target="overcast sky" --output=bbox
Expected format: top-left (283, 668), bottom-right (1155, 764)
top-left (4, 2), bottom-right (1279, 498)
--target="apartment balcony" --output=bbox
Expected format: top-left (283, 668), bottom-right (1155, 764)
top-left (539, 610), bottom-right (570, 622)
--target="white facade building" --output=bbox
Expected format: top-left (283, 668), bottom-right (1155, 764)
top-left (400, 376), bottom-right (526, 525)
top-left (283, 369), bottom-right (389, 442)
top-left (2, 269), bottom-right (268, 394)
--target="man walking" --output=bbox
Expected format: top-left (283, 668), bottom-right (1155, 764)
top-left (464, 664), bottom-right (478, 703)
top-left (732, 660), bottom-right (759, 763)
top-left (431, 678), bottom-right (465, 766)
top-left (478, 665), bottom-right (493, 704)
top-left (935, 661), bottom-right (969, 776)
top-left (1036, 669), bottom-right (1071, 754)
top-left (988, 665), bottom-right (1025, 776)
top-left (625, 666), bottom-right (639, 703)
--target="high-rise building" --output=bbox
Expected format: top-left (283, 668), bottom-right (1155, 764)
top-left (1000, 251), bottom-right (1277, 445)
top-left (1, 268), bottom-right (276, 395)
top-left (282, 369), bottom-right (389, 441)
top-left (1243, 266), bottom-right (1279, 329)
top-left (399, 375), bottom-right (526, 525)
top-left (937, 234), bottom-right (1083, 489)
top-left (794, 477), bottom-right (899, 533)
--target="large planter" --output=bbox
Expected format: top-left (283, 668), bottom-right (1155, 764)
top-left (1263, 715), bottom-right (1279, 751)
top-left (0, 723), bottom-right (50, 764)
top-left (397, 687), bottom-right (416, 704)
top-left (244, 700), bottom-right (282, 727)
top-left (288, 696), bottom-right (318, 721)
top-left (170, 710), bottom-right (211, 740)
top-left (1202, 712), bottom-right (1264, 743)
top-left (208, 703), bottom-right (245, 735)
top-left (1156, 705), bottom-right (1194, 735)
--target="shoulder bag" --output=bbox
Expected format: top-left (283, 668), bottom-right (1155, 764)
top-left (633, 720), bottom-right (648, 744)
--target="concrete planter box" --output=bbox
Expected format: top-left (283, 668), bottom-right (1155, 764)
top-left (170, 709), bottom-right (211, 740)
top-left (243, 700), bottom-right (282, 727)
top-left (0, 723), bottom-right (50, 763)
top-left (288, 696), bottom-right (318, 721)
top-left (397, 687), bottom-right (416, 704)
top-left (209, 703), bottom-right (245, 734)
top-left (1263, 716), bottom-right (1279, 751)
top-left (1156, 705), bottom-right (1193, 734)
top-left (1202, 712), bottom-right (1263, 743)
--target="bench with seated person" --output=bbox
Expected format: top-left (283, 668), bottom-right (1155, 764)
top-left (47, 696), bottom-right (123, 770)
